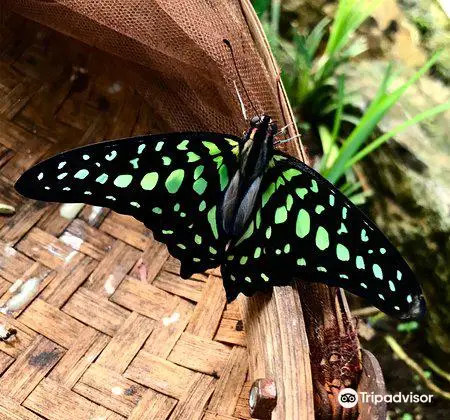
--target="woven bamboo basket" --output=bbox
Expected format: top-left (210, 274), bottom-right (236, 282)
top-left (0, 3), bottom-right (386, 419)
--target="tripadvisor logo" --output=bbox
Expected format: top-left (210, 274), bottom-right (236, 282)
top-left (338, 388), bottom-right (434, 408)
top-left (338, 388), bottom-right (358, 408)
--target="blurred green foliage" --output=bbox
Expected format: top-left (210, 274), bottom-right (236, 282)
top-left (255, 0), bottom-right (450, 202)
top-left (397, 321), bottom-right (419, 333)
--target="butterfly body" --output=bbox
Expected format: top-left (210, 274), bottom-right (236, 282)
top-left (15, 115), bottom-right (425, 320)
top-left (223, 115), bottom-right (276, 237)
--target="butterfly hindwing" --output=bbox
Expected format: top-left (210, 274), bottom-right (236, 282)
top-left (15, 132), bottom-right (240, 277)
top-left (222, 152), bottom-right (425, 320)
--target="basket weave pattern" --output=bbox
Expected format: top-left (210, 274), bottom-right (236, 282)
top-left (0, 15), bottom-right (251, 420)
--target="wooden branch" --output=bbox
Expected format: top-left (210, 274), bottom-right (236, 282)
top-left (239, 286), bottom-right (314, 419)
top-left (357, 349), bottom-right (387, 420)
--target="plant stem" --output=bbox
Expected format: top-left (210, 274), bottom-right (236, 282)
top-left (385, 335), bottom-right (450, 400)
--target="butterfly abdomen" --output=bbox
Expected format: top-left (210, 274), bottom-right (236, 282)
top-left (221, 115), bottom-right (277, 237)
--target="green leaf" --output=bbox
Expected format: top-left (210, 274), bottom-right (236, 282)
top-left (305, 17), bottom-right (331, 59)
top-left (253, 0), bottom-right (271, 16)
top-left (346, 100), bottom-right (450, 168)
top-left (271, 0), bottom-right (281, 37)
top-left (318, 125), bottom-right (336, 172)
top-left (324, 51), bottom-right (442, 183)
top-left (331, 75), bottom-right (345, 142)
top-left (397, 321), bottom-right (419, 332)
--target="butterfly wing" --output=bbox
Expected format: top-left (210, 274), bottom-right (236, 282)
top-left (15, 132), bottom-right (240, 278)
top-left (222, 153), bottom-right (425, 320)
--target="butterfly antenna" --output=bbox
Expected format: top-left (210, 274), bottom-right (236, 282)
top-left (223, 39), bottom-right (261, 120)
top-left (273, 133), bottom-right (302, 146)
top-left (276, 122), bottom-right (295, 136)
top-left (234, 80), bottom-right (248, 121)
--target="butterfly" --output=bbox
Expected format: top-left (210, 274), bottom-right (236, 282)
top-left (15, 115), bottom-right (425, 320)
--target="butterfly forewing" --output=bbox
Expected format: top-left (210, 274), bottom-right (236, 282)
top-left (15, 132), bottom-right (240, 277)
top-left (222, 153), bottom-right (425, 320)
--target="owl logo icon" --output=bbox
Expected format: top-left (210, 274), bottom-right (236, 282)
top-left (338, 388), bottom-right (359, 408)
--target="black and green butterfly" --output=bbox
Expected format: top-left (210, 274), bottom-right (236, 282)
top-left (15, 115), bottom-right (425, 320)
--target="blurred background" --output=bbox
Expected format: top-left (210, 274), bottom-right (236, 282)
top-left (253, 0), bottom-right (449, 418)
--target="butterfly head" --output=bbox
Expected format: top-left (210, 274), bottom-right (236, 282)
top-left (249, 115), bottom-right (277, 140)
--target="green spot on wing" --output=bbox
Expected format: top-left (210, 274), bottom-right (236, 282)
top-left (254, 247), bottom-right (261, 258)
top-left (315, 226), bottom-right (329, 250)
top-left (261, 273), bottom-right (269, 282)
top-left (356, 255), bottom-right (365, 269)
top-left (275, 206), bottom-right (288, 224)
top-left (202, 141), bottom-right (221, 155)
top-left (336, 244), bottom-right (350, 261)
top-left (96, 173), bottom-right (108, 184)
top-left (255, 210), bottom-right (261, 229)
top-left (193, 178), bottom-right (207, 195)
top-left (286, 194), bottom-right (293, 211)
top-left (372, 264), bottom-right (383, 279)
top-left (141, 172), bottom-right (158, 190)
top-left (315, 205), bottom-right (325, 214)
top-left (74, 169), bottom-right (89, 180)
top-left (213, 155), bottom-right (223, 166)
top-left (177, 140), bottom-right (189, 150)
top-left (273, 155), bottom-right (287, 161)
top-left (342, 207), bottom-right (348, 219)
top-left (311, 179), bottom-right (319, 193)
top-left (262, 183), bottom-right (276, 207)
top-left (165, 169), bottom-right (184, 193)
top-left (114, 174), bottom-right (133, 188)
top-left (155, 141), bottom-right (164, 152)
top-left (194, 234), bottom-right (202, 245)
top-left (235, 221), bottom-right (254, 246)
top-left (152, 207), bottom-right (162, 214)
top-left (329, 194), bottom-right (335, 206)
top-left (105, 150), bottom-right (117, 161)
top-left (199, 200), bottom-right (206, 211)
top-left (225, 138), bottom-right (239, 147)
top-left (194, 165), bottom-right (204, 180)
top-left (187, 152), bottom-right (201, 162)
top-left (219, 164), bottom-right (228, 191)
top-left (296, 209), bottom-right (310, 238)
top-left (296, 188), bottom-right (308, 199)
top-left (337, 223), bottom-right (348, 235)
top-left (283, 168), bottom-right (302, 181)
top-left (207, 206), bottom-right (219, 239)
top-left (297, 258), bottom-right (306, 266)
top-left (240, 256), bottom-right (248, 265)
top-left (162, 156), bottom-right (171, 166)
top-left (276, 176), bottom-right (285, 188)
top-left (137, 144), bottom-right (146, 154)
top-left (361, 229), bottom-right (369, 242)
top-left (130, 158), bottom-right (139, 169)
